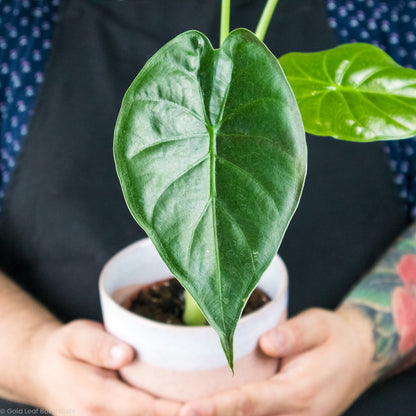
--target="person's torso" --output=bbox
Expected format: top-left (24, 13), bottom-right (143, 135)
top-left (0, 0), bottom-right (410, 414)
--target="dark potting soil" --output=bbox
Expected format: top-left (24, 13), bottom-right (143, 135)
top-left (127, 278), bottom-right (271, 325)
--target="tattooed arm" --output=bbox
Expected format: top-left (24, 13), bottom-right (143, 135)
top-left (180, 225), bottom-right (416, 416)
top-left (341, 221), bottom-right (416, 377)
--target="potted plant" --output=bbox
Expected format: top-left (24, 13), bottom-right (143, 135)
top-left (99, 238), bottom-right (288, 400)
top-left (99, 0), bottom-right (416, 401)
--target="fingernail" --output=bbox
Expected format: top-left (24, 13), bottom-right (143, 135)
top-left (267, 329), bottom-right (286, 352)
top-left (110, 344), bottom-right (127, 365)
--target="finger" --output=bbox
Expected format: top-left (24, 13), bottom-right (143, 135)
top-left (62, 359), bottom-right (181, 416)
top-left (259, 308), bottom-right (330, 357)
top-left (101, 377), bottom-right (182, 416)
top-left (59, 319), bottom-right (134, 369)
top-left (180, 379), bottom-right (297, 416)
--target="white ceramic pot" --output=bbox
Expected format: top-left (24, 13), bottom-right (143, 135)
top-left (99, 238), bottom-right (288, 401)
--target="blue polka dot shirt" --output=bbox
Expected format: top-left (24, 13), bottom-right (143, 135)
top-left (1, 0), bottom-right (416, 218)
top-left (0, 0), bottom-right (59, 211)
top-left (326, 0), bottom-right (416, 219)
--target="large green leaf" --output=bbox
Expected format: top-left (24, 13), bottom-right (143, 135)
top-left (279, 43), bottom-right (416, 142)
top-left (114, 28), bottom-right (306, 367)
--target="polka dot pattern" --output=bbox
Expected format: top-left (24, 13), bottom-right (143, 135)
top-left (0, 0), bottom-right (59, 212)
top-left (326, 0), bottom-right (416, 219)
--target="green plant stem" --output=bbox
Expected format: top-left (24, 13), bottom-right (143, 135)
top-left (183, 289), bottom-right (207, 326)
top-left (255, 0), bottom-right (279, 41)
top-left (220, 0), bottom-right (231, 46)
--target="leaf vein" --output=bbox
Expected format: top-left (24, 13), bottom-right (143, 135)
top-left (186, 199), bottom-right (212, 275)
top-left (136, 98), bottom-right (206, 126)
top-left (354, 68), bottom-right (388, 89)
top-left (218, 132), bottom-right (298, 164)
top-left (219, 132), bottom-right (275, 145)
top-left (323, 51), bottom-right (335, 85)
top-left (290, 58), bottom-right (320, 82)
top-left (364, 92), bottom-right (416, 114)
top-left (130, 133), bottom-right (209, 159)
top-left (357, 92), bottom-right (414, 131)
top-left (219, 96), bottom-right (280, 126)
top-left (337, 49), bottom-right (371, 85)
top-left (217, 199), bottom-right (255, 273)
top-left (216, 156), bottom-right (280, 216)
top-left (150, 154), bottom-right (209, 222)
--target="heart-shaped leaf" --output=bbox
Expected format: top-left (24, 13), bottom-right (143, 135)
top-left (279, 43), bottom-right (416, 142)
top-left (114, 28), bottom-right (306, 367)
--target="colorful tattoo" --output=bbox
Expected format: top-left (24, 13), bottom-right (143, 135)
top-left (344, 222), bottom-right (416, 374)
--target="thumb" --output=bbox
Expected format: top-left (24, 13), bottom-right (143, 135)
top-left (59, 320), bottom-right (134, 369)
top-left (259, 308), bottom-right (330, 357)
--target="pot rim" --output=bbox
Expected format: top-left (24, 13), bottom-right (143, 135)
top-left (99, 238), bottom-right (288, 333)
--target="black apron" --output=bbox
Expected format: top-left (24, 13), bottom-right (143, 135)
top-left (0, 0), bottom-right (412, 414)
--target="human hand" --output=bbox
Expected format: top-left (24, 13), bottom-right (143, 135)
top-left (28, 319), bottom-right (182, 416)
top-left (180, 307), bottom-right (376, 416)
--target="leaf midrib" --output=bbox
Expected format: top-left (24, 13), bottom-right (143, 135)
top-left (203, 51), bottom-right (233, 333)
top-left (208, 123), bottom-right (225, 330)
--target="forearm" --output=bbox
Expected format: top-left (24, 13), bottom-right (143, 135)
top-left (0, 270), bottom-right (61, 404)
top-left (339, 221), bottom-right (416, 379)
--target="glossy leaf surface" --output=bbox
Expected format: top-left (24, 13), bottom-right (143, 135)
top-left (114, 29), bottom-right (306, 367)
top-left (279, 43), bottom-right (416, 142)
